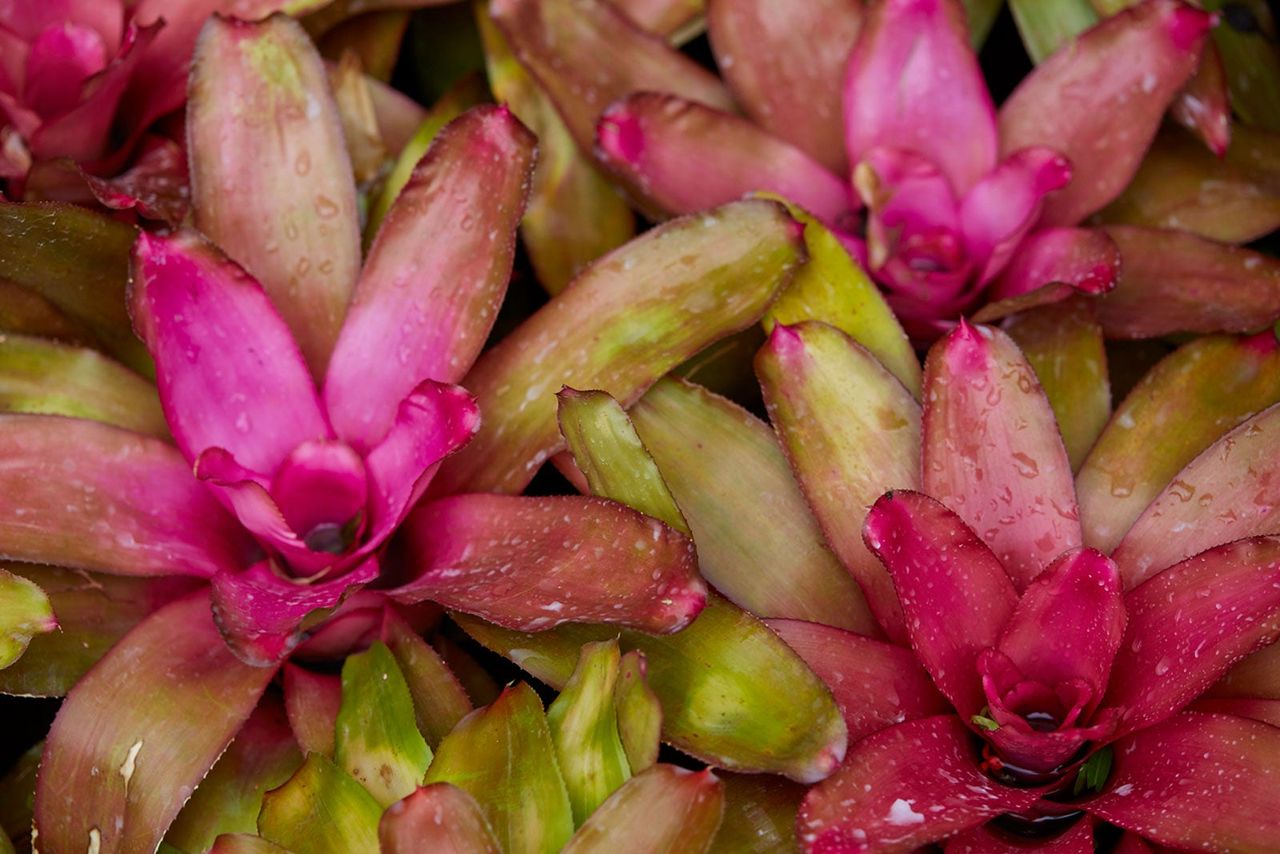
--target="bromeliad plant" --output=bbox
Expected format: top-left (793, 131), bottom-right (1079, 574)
top-left (489, 0), bottom-right (1280, 339)
top-left (752, 320), bottom-right (1280, 850)
top-left (0, 11), bottom-right (854, 850)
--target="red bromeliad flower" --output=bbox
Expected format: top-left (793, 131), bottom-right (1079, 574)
top-left (487, 0), bottom-right (1280, 340)
top-left (753, 320), bottom-right (1280, 850)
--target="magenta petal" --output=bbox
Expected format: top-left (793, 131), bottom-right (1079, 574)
top-left (1104, 536), bottom-right (1280, 738)
top-left (595, 93), bottom-right (855, 224)
top-left (864, 490), bottom-right (1019, 718)
top-left (998, 0), bottom-right (1211, 226)
top-left (799, 716), bottom-right (1043, 852)
top-left (194, 447), bottom-right (332, 578)
top-left (363, 380), bottom-right (480, 538)
top-left (1087, 712), bottom-right (1280, 851)
top-left (996, 549), bottom-right (1125, 701)
top-left (959, 147), bottom-right (1072, 283)
top-left (844, 0), bottom-right (997, 194)
top-left (270, 441), bottom-right (368, 542)
top-left (22, 23), bottom-right (107, 117)
top-left (1190, 697), bottom-right (1280, 728)
top-left (393, 494), bottom-right (705, 635)
top-left (130, 231), bottom-right (330, 475)
top-left (0, 414), bottom-right (249, 578)
top-left (323, 106), bottom-right (534, 450)
top-left (986, 227), bottom-right (1120, 302)
top-left (210, 558), bottom-right (379, 666)
top-left (922, 323), bottom-right (1082, 590)
top-left (767, 618), bottom-right (949, 743)
top-left (27, 20), bottom-right (159, 163)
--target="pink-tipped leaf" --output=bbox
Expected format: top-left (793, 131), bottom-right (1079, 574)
top-left (188, 14), bottom-right (361, 378)
top-left (706, 0), bottom-right (861, 174)
top-left (324, 106), bottom-right (535, 448)
top-left (922, 323), bottom-right (1082, 590)
top-left (394, 493), bottom-right (705, 634)
top-left (380, 784), bottom-right (502, 854)
top-left (595, 93), bottom-right (853, 224)
top-left (998, 0), bottom-right (1212, 226)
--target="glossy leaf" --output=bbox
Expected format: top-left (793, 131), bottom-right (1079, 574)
top-left (34, 593), bottom-right (276, 853)
top-left (335, 641), bottom-right (432, 807)
top-left (595, 93), bottom-right (852, 223)
top-left (365, 74), bottom-right (487, 240)
top-left (324, 106), bottom-right (535, 449)
top-left (756, 322), bottom-right (921, 640)
top-left (489, 0), bottom-right (732, 152)
top-left (457, 592), bottom-right (847, 784)
top-left (761, 203), bottom-right (920, 395)
top-left (380, 784), bottom-right (502, 854)
top-left (562, 766), bottom-right (724, 854)
top-left (165, 698), bottom-right (302, 853)
top-left (434, 200), bottom-right (804, 495)
top-left (1204, 0), bottom-right (1280, 132)
top-left (283, 665), bottom-right (341, 757)
top-left (476, 4), bottom-right (634, 295)
top-left (0, 567), bottom-right (56, 669)
top-left (706, 0), bottom-right (860, 173)
top-left (1110, 402), bottom-right (1280, 588)
top-left (189, 14), bottom-right (361, 378)
top-left (424, 683), bottom-right (575, 854)
top-left (631, 378), bottom-right (879, 634)
top-left (709, 774), bottom-right (805, 854)
top-left (209, 835), bottom-right (290, 854)
top-left (0, 335), bottom-right (165, 437)
top-left (1003, 296), bottom-right (1110, 470)
top-left (1098, 125), bottom-right (1280, 244)
top-left (547, 640), bottom-right (632, 823)
top-left (922, 323), bottom-right (1081, 590)
top-left (0, 201), bottom-right (149, 375)
top-left (999, 0), bottom-right (1211, 226)
top-left (1078, 331), bottom-right (1280, 554)
top-left (1097, 226), bottom-right (1280, 338)
top-left (395, 493), bottom-right (704, 634)
top-left (0, 415), bottom-right (249, 578)
top-left (258, 754), bottom-right (382, 854)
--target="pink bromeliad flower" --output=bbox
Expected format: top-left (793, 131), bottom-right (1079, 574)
top-left (751, 319), bottom-right (1280, 850)
top-left (0, 13), bottom-right (832, 847)
top-left (491, 0), bottom-right (1230, 338)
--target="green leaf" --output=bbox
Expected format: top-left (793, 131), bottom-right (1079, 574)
top-left (614, 651), bottom-right (662, 774)
top-left (556, 388), bottom-right (689, 534)
top-left (424, 683), bottom-right (574, 854)
top-left (364, 74), bottom-right (487, 242)
top-left (710, 773), bottom-right (805, 854)
top-left (761, 200), bottom-right (920, 397)
top-left (165, 699), bottom-right (303, 853)
top-left (209, 835), bottom-right (291, 853)
top-left (381, 608), bottom-right (472, 749)
top-left (0, 202), bottom-right (150, 376)
top-left (547, 640), bottom-right (633, 824)
top-left (0, 567), bottom-right (56, 669)
top-left (334, 641), bottom-right (432, 807)
top-left (970, 715), bottom-right (1000, 732)
top-left (0, 335), bottom-right (166, 438)
top-left (1074, 745), bottom-right (1114, 795)
top-left (1010, 0), bottom-right (1099, 62)
top-left (0, 743), bottom-right (39, 849)
top-left (259, 754), bottom-right (382, 853)
top-left (1003, 296), bottom-right (1110, 471)
top-left (434, 199), bottom-right (805, 496)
